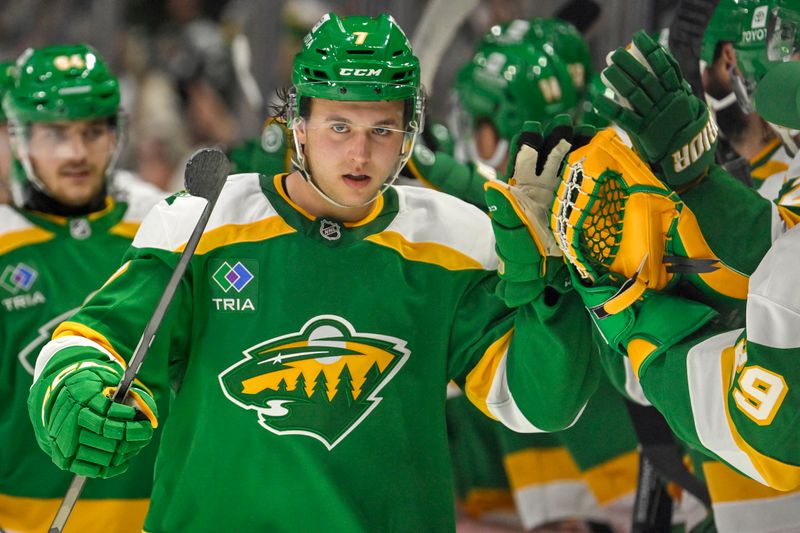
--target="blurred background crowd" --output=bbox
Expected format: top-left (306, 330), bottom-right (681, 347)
top-left (0, 0), bottom-right (669, 192)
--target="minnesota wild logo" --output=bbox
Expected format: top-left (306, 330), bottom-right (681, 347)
top-left (218, 315), bottom-right (410, 449)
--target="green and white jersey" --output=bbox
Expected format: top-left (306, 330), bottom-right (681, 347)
top-left (636, 223), bottom-right (800, 495)
top-left (29, 173), bottom-right (599, 533)
top-left (0, 170), bottom-right (165, 533)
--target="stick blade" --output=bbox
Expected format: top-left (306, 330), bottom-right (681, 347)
top-left (184, 148), bottom-right (230, 200)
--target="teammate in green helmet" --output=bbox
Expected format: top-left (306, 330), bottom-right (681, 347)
top-left (3, 44), bottom-right (124, 212)
top-left (0, 60), bottom-right (15, 204)
top-left (27, 13), bottom-right (600, 532)
top-left (0, 44), bottom-right (165, 533)
top-left (452, 39), bottom-right (578, 171)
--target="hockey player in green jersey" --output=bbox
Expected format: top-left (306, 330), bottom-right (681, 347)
top-left (419, 20), bottom-right (645, 532)
top-left (0, 60), bottom-right (14, 204)
top-left (27, 13), bottom-right (600, 533)
top-left (0, 45), bottom-right (166, 532)
top-left (550, 28), bottom-right (800, 533)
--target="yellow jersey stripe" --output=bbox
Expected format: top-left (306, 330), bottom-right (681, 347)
top-left (676, 208), bottom-right (749, 299)
top-left (463, 330), bottom-right (514, 420)
top-left (365, 230), bottom-right (485, 271)
top-left (176, 216), bottom-right (296, 255)
top-left (702, 459), bottom-right (800, 502)
top-left (0, 227), bottom-right (55, 254)
top-left (0, 493), bottom-right (148, 533)
top-left (54, 321), bottom-right (127, 368)
top-left (109, 221), bottom-right (142, 239)
top-left (581, 450), bottom-right (639, 504)
top-left (504, 447), bottom-right (582, 489)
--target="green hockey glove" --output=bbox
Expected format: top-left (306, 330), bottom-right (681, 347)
top-left (36, 362), bottom-right (158, 478)
top-left (485, 117), bottom-right (594, 306)
top-left (596, 31), bottom-right (718, 188)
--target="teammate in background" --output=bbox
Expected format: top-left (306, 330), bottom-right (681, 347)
top-left (420, 20), bottom-right (644, 533)
top-left (700, 0), bottom-right (794, 197)
top-left (0, 61), bottom-right (15, 204)
top-left (27, 14), bottom-right (599, 532)
top-left (0, 45), bottom-right (167, 533)
top-left (561, 28), bottom-right (800, 533)
top-left (405, 18), bottom-right (586, 210)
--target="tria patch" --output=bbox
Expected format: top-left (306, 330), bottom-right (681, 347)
top-left (212, 261), bottom-right (254, 293)
top-left (210, 259), bottom-right (258, 313)
top-left (0, 263), bottom-right (38, 294)
top-left (219, 315), bottom-right (410, 450)
top-left (319, 219), bottom-right (341, 241)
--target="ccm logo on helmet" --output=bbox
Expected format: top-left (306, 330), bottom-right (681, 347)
top-left (338, 68), bottom-right (383, 76)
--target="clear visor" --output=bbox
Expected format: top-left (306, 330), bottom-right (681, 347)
top-left (298, 117), bottom-right (417, 140)
top-left (767, 9), bottom-right (800, 62)
top-left (15, 119), bottom-right (119, 160)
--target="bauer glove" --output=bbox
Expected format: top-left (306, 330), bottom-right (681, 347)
top-left (485, 116), bottom-right (594, 306)
top-left (33, 362), bottom-right (158, 478)
top-left (596, 30), bottom-right (718, 188)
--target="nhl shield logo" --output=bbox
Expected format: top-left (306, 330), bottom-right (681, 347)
top-left (218, 315), bottom-right (410, 449)
top-left (319, 219), bottom-right (341, 241)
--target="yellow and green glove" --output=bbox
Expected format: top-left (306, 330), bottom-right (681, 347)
top-left (485, 116), bottom-right (594, 307)
top-left (596, 30), bottom-right (718, 188)
top-left (32, 361), bottom-right (158, 478)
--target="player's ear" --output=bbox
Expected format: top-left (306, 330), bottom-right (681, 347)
top-left (294, 118), bottom-right (307, 145)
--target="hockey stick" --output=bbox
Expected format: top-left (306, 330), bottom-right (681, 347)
top-left (47, 147), bottom-right (230, 533)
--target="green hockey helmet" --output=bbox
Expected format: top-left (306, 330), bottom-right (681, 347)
top-left (452, 40), bottom-right (579, 167)
top-left (483, 18), bottom-right (592, 96)
top-left (4, 44), bottom-right (120, 124)
top-left (0, 61), bottom-right (16, 123)
top-left (3, 44), bottom-right (123, 206)
top-left (701, 0), bottom-right (750, 67)
top-left (288, 13), bottom-right (425, 208)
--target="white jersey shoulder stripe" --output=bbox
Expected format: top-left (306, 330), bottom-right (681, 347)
top-left (747, 224), bottom-right (800, 348)
top-left (33, 335), bottom-right (124, 382)
top-left (686, 329), bottom-right (766, 484)
top-left (112, 169), bottom-right (167, 223)
top-left (0, 205), bottom-right (36, 235)
top-left (133, 173), bottom-right (277, 251)
top-left (387, 185), bottom-right (497, 270)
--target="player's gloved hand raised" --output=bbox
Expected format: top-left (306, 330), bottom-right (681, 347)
top-left (596, 30), bottom-right (718, 188)
top-left (485, 116), bottom-right (595, 307)
top-left (36, 362), bottom-right (158, 478)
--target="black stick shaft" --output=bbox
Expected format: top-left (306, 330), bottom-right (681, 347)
top-left (48, 150), bottom-right (228, 533)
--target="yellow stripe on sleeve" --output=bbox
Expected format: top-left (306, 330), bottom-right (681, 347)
top-left (53, 321), bottom-right (127, 368)
top-left (464, 329), bottom-right (514, 420)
